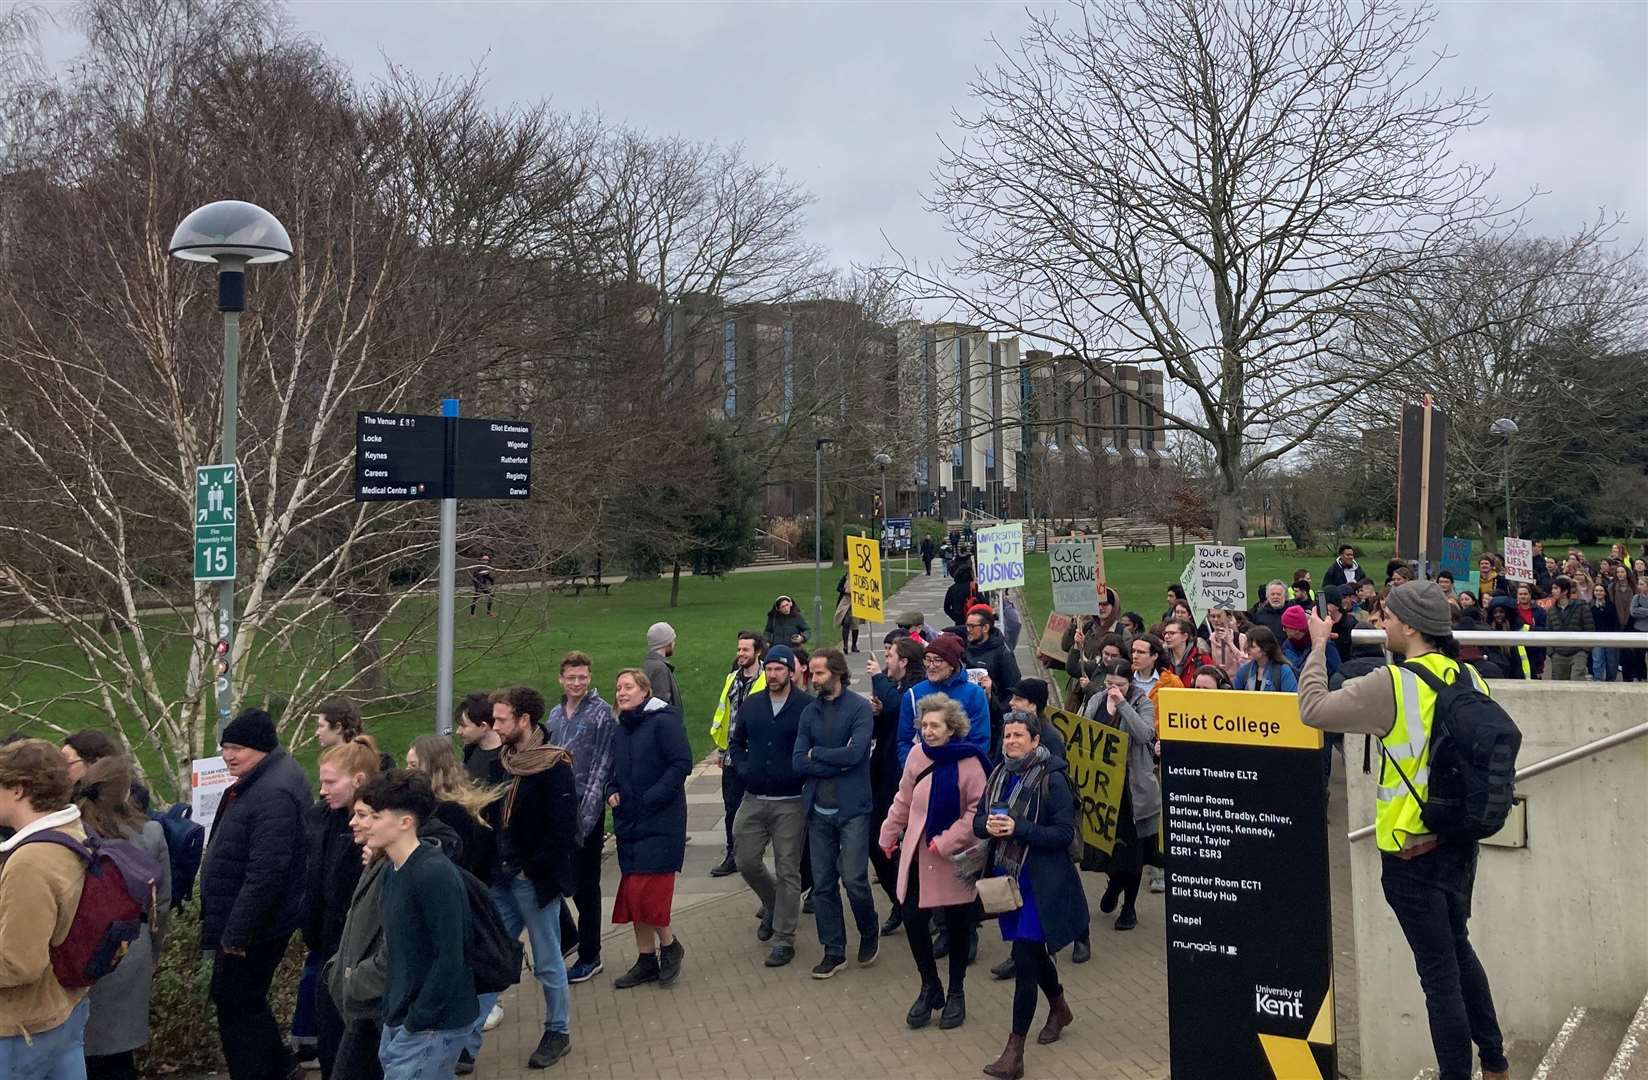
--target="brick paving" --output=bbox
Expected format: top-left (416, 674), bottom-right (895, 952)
top-left (468, 568), bottom-right (1364, 1080)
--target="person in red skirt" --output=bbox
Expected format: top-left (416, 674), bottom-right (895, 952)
top-left (606, 668), bottom-right (693, 989)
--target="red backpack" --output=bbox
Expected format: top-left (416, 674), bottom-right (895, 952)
top-left (15, 827), bottom-right (163, 988)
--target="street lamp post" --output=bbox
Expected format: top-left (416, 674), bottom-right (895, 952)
top-left (813, 437), bottom-right (834, 637)
top-left (874, 452), bottom-right (892, 602)
top-left (169, 201), bottom-right (292, 736)
top-left (1491, 418), bottom-right (1519, 536)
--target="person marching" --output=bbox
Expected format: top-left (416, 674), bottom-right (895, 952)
top-left (1296, 581), bottom-right (1509, 1080)
top-left (1081, 660), bottom-right (1162, 932)
top-left (974, 711), bottom-right (1090, 1079)
top-left (709, 632), bottom-right (768, 879)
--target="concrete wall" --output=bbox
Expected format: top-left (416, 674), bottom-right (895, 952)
top-left (1347, 683), bottom-right (1648, 1080)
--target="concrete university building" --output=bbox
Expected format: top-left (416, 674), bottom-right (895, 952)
top-left (894, 323), bottom-right (1170, 520)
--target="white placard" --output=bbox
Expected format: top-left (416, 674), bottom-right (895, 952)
top-left (1050, 538), bottom-right (1101, 614)
top-left (975, 523), bottom-right (1026, 590)
top-left (1503, 537), bottom-right (1534, 583)
top-left (190, 755), bottom-right (233, 842)
top-left (1180, 544), bottom-right (1248, 626)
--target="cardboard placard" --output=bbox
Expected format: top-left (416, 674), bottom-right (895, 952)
top-left (1046, 707), bottom-right (1131, 856)
top-left (1050, 538), bottom-right (1102, 615)
top-left (1503, 537), bottom-right (1534, 583)
top-left (1038, 612), bottom-right (1073, 666)
top-left (845, 535), bottom-right (884, 622)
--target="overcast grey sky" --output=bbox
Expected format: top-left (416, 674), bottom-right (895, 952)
top-left (267, 0), bottom-right (1645, 273)
top-left (40, 1), bottom-right (1648, 272)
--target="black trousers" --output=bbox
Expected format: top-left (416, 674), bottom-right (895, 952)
top-left (1381, 844), bottom-right (1506, 1080)
top-left (332, 1018), bottom-right (384, 1080)
top-left (210, 935), bottom-right (293, 1080)
top-left (868, 804), bottom-right (900, 907)
top-left (557, 821), bottom-right (607, 963)
top-left (903, 861), bottom-right (973, 993)
top-left (1010, 939), bottom-right (1063, 1036)
top-left (721, 766), bottom-right (746, 854)
top-left (85, 1054), bottom-right (138, 1080)
top-left (316, 963), bottom-right (346, 1079)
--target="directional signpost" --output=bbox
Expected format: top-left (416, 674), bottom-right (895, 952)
top-left (354, 405), bottom-right (532, 733)
top-left (193, 465), bottom-right (237, 581)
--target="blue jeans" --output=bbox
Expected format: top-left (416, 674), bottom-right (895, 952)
top-left (291, 948), bottom-right (321, 1044)
top-left (377, 1023), bottom-right (467, 1080)
top-left (1592, 646), bottom-right (1619, 681)
top-left (463, 992), bottom-right (498, 1058)
top-left (808, 812), bottom-right (879, 958)
top-left (491, 875), bottom-right (569, 1035)
top-left (0, 998), bottom-right (89, 1080)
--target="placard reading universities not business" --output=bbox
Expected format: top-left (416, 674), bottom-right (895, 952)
top-left (1158, 687), bottom-right (1336, 1080)
top-left (975, 523), bottom-right (1025, 589)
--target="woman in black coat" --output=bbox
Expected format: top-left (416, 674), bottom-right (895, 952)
top-left (974, 712), bottom-right (1090, 1079)
top-left (944, 563), bottom-right (979, 628)
top-left (605, 668), bottom-right (693, 990)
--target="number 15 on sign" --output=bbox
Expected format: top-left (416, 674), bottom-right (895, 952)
top-left (194, 464), bottom-right (237, 582)
top-left (846, 535), bottom-right (883, 622)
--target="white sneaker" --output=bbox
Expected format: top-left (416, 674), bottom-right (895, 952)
top-left (482, 1003), bottom-right (504, 1032)
top-left (1149, 868), bottom-right (1166, 894)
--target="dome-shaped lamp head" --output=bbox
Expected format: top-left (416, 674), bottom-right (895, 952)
top-left (168, 200), bottom-right (292, 265)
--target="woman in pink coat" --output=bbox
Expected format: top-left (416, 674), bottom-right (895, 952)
top-left (879, 693), bottom-right (989, 1032)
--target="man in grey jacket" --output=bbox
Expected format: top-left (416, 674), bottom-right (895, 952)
top-left (643, 622), bottom-right (682, 710)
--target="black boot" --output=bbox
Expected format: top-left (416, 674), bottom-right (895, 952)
top-left (939, 989), bottom-right (966, 1030)
top-left (990, 956), bottom-right (1016, 980)
top-left (658, 937), bottom-right (685, 986)
top-left (881, 907), bottom-right (903, 935)
top-left (709, 850), bottom-right (737, 878)
top-left (527, 1031), bottom-right (570, 1069)
top-left (613, 953), bottom-right (659, 989)
top-left (906, 981), bottom-right (946, 1028)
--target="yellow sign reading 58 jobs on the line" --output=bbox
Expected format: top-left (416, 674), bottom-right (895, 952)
top-left (1157, 688), bottom-right (1322, 751)
top-left (845, 535), bottom-right (884, 622)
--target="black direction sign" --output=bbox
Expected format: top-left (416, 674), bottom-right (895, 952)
top-left (454, 417), bottom-right (531, 500)
top-left (1157, 687), bottom-right (1336, 1080)
top-left (355, 411), bottom-right (447, 500)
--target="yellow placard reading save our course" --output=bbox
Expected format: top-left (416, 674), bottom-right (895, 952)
top-left (845, 535), bottom-right (884, 622)
top-left (1156, 688), bottom-right (1322, 751)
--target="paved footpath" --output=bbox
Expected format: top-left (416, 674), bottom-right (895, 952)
top-left (471, 568), bottom-right (1362, 1079)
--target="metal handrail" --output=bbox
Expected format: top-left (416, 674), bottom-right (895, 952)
top-left (1349, 629), bottom-right (1648, 648)
top-left (1346, 721), bottom-right (1648, 843)
top-left (752, 528), bottom-right (794, 560)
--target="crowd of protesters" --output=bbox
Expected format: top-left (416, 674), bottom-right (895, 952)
top-left (2, 537), bottom-right (1641, 1080)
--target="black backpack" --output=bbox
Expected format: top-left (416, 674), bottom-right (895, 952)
top-left (458, 867), bottom-right (524, 995)
top-left (1384, 661), bottom-right (1521, 842)
top-left (149, 804), bottom-right (204, 910)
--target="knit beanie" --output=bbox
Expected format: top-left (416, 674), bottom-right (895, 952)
top-left (1385, 580), bottom-right (1455, 637)
top-left (1011, 678), bottom-right (1049, 713)
top-left (764, 644), bottom-right (797, 670)
top-left (1280, 605), bottom-right (1310, 632)
top-left (221, 708), bottom-right (278, 753)
top-left (924, 633), bottom-right (966, 670)
top-left (647, 622), bottom-right (677, 651)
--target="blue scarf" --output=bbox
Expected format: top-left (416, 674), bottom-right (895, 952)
top-left (921, 740), bottom-right (992, 842)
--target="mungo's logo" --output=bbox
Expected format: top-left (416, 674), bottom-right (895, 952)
top-left (1254, 984), bottom-right (1304, 1020)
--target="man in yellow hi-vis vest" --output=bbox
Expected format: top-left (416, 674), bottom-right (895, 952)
top-left (1296, 580), bottom-right (1509, 1080)
top-left (708, 631), bottom-right (767, 877)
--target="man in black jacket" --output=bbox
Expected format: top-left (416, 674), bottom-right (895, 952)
top-left (199, 709), bottom-right (312, 1080)
top-left (1323, 544), bottom-right (1366, 591)
top-left (729, 644), bottom-right (815, 968)
top-left (475, 685), bottom-right (578, 1071)
top-left (868, 635), bottom-right (925, 931)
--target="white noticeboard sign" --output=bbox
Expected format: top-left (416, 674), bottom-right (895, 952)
top-left (1050, 538), bottom-right (1101, 615)
top-left (1181, 545), bottom-right (1248, 626)
top-left (191, 755), bottom-right (234, 842)
top-left (975, 523), bottom-right (1026, 590)
top-left (1503, 537), bottom-right (1534, 583)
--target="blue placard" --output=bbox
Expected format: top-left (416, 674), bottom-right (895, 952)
top-left (1439, 536), bottom-right (1472, 579)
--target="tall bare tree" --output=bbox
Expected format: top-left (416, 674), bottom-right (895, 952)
top-left (897, 0), bottom-right (1565, 541)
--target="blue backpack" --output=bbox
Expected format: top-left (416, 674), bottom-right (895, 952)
top-left (149, 803), bottom-right (204, 909)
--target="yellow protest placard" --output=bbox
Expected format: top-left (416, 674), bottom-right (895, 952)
top-left (845, 534), bottom-right (884, 622)
top-left (1047, 706), bottom-right (1131, 855)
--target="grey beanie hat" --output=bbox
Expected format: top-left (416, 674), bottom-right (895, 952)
top-left (1385, 580), bottom-right (1454, 637)
top-left (647, 621), bottom-right (677, 650)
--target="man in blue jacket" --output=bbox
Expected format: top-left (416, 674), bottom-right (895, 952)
top-left (794, 648), bottom-right (878, 979)
top-left (895, 633), bottom-right (991, 770)
top-left (199, 709), bottom-right (311, 1080)
top-left (728, 644), bottom-right (814, 968)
